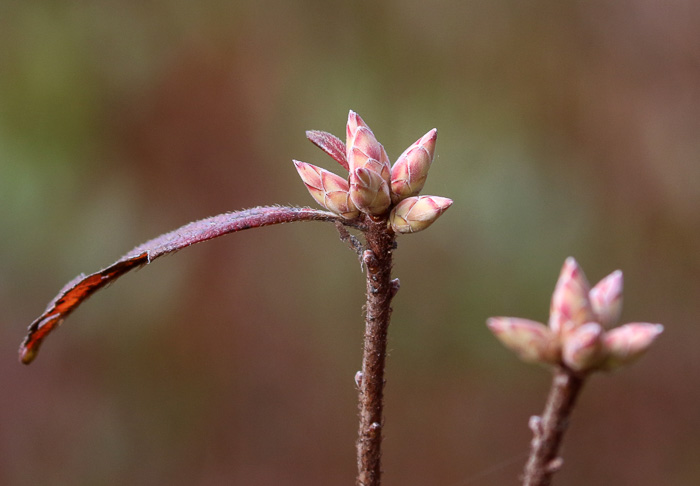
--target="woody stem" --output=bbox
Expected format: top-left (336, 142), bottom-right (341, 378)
top-left (522, 366), bottom-right (586, 486)
top-left (356, 216), bottom-right (397, 486)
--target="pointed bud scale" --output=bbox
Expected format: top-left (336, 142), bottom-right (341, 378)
top-left (601, 323), bottom-right (664, 370)
top-left (487, 317), bottom-right (560, 364)
top-left (346, 111), bottom-right (391, 179)
top-left (350, 147), bottom-right (391, 182)
top-left (349, 127), bottom-right (382, 165)
top-left (390, 128), bottom-right (437, 203)
top-left (346, 110), bottom-right (372, 156)
top-left (306, 130), bottom-right (348, 170)
top-left (561, 322), bottom-right (605, 372)
top-left (346, 110), bottom-right (364, 147)
top-left (548, 257), bottom-right (595, 337)
top-left (389, 196), bottom-right (452, 234)
top-left (350, 167), bottom-right (391, 216)
top-left (293, 161), bottom-right (359, 219)
top-left (590, 270), bottom-right (623, 328)
top-left (348, 128), bottom-right (391, 179)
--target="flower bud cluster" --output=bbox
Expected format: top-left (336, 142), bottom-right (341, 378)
top-left (487, 258), bottom-right (663, 373)
top-left (295, 111), bottom-right (452, 233)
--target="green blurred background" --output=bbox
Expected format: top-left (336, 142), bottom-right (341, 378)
top-left (1, 1), bottom-right (699, 484)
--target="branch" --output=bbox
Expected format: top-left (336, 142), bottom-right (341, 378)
top-left (522, 367), bottom-right (586, 486)
top-left (19, 205), bottom-right (359, 364)
top-left (356, 218), bottom-right (397, 486)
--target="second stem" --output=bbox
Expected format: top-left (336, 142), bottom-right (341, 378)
top-left (522, 366), bottom-right (586, 486)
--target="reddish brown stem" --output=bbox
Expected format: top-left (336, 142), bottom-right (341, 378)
top-left (356, 217), bottom-right (396, 486)
top-left (522, 367), bottom-right (586, 486)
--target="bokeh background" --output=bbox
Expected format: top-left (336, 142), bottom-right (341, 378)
top-left (2, 1), bottom-right (699, 484)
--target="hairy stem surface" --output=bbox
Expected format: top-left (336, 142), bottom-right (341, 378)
top-left (356, 217), bottom-right (396, 486)
top-left (19, 206), bottom-right (351, 364)
top-left (522, 367), bottom-right (586, 486)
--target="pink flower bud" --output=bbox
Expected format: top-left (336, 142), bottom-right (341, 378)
top-left (548, 257), bottom-right (595, 337)
top-left (346, 111), bottom-right (391, 179)
top-left (389, 196), bottom-right (452, 234)
top-left (390, 128), bottom-right (437, 203)
top-left (293, 160), bottom-right (359, 219)
top-left (590, 270), bottom-right (623, 328)
top-left (487, 317), bottom-right (560, 364)
top-left (349, 167), bottom-right (391, 216)
top-left (601, 323), bottom-right (664, 370)
top-left (561, 322), bottom-right (605, 372)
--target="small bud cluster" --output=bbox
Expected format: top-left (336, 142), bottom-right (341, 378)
top-left (295, 111), bottom-right (452, 233)
top-left (487, 257), bottom-right (663, 373)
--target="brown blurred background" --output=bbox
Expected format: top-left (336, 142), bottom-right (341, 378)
top-left (1, 1), bottom-right (699, 484)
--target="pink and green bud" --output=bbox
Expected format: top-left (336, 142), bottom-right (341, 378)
top-left (346, 111), bottom-right (391, 179)
top-left (590, 270), bottom-right (623, 328)
top-left (487, 317), bottom-right (560, 364)
top-left (601, 323), bottom-right (664, 370)
top-left (293, 160), bottom-right (359, 219)
top-left (389, 195), bottom-right (453, 234)
top-left (390, 128), bottom-right (437, 203)
top-left (561, 322), bottom-right (605, 372)
top-left (548, 257), bottom-right (595, 337)
top-left (349, 167), bottom-right (391, 216)
top-left (488, 257), bottom-right (662, 374)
